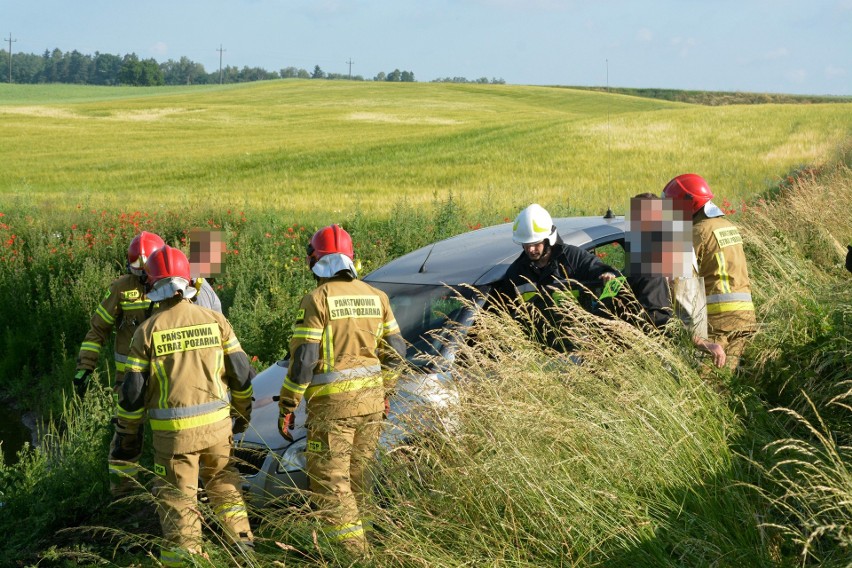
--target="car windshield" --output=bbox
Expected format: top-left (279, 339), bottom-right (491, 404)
top-left (367, 282), bottom-right (483, 364)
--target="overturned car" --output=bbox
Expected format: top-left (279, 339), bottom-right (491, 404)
top-left (233, 215), bottom-right (626, 504)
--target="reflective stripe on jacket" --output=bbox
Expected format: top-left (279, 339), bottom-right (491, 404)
top-left (693, 212), bottom-right (756, 333)
top-left (280, 276), bottom-right (402, 420)
top-left (120, 299), bottom-right (254, 455)
top-left (77, 273), bottom-right (150, 372)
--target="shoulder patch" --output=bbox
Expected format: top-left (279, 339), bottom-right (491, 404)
top-left (122, 289), bottom-right (141, 301)
top-left (295, 309), bottom-right (305, 323)
top-left (712, 226), bottom-right (743, 249)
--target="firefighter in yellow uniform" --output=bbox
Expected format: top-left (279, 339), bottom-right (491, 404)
top-left (663, 173), bottom-right (757, 370)
top-left (74, 231), bottom-right (165, 397)
top-left (74, 231), bottom-right (164, 496)
top-left (278, 224), bottom-right (406, 556)
top-left (118, 246), bottom-right (255, 566)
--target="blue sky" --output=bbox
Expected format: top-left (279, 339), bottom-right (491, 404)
top-left (5, 0), bottom-right (852, 95)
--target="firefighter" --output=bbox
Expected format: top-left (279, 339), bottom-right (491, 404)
top-left (278, 224), bottom-right (406, 556)
top-left (74, 231), bottom-right (165, 398)
top-left (492, 203), bottom-right (618, 351)
top-left (118, 245), bottom-right (255, 566)
top-left (662, 173), bottom-right (757, 370)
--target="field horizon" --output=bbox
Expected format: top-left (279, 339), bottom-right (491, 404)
top-left (3, 80), bottom-right (850, 221)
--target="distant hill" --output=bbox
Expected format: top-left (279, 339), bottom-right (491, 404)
top-left (557, 86), bottom-right (852, 105)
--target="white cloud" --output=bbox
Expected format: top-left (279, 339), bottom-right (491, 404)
top-left (636, 28), bottom-right (654, 42)
top-left (151, 42), bottom-right (168, 56)
top-left (670, 36), bottom-right (696, 57)
top-left (786, 68), bottom-right (807, 83)
top-left (825, 64), bottom-right (847, 78)
top-left (763, 47), bottom-right (789, 60)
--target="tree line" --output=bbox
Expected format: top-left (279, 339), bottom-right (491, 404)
top-left (0, 48), bottom-right (424, 86)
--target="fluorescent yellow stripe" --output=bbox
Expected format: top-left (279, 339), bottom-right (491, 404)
top-left (282, 377), bottom-right (308, 394)
top-left (306, 375), bottom-right (383, 398)
top-left (115, 361), bottom-right (127, 372)
top-left (293, 326), bottom-right (322, 340)
top-left (715, 252), bottom-right (732, 294)
top-left (96, 305), bottom-right (115, 324)
top-left (322, 325), bottom-right (334, 373)
top-left (126, 356), bottom-right (149, 371)
top-left (119, 300), bottom-right (151, 310)
top-left (80, 342), bottom-right (102, 354)
top-left (155, 359), bottom-right (169, 410)
top-left (222, 337), bottom-right (240, 354)
top-left (149, 406), bottom-right (230, 431)
top-left (706, 301), bottom-right (755, 314)
top-left (231, 386), bottom-right (252, 400)
top-left (383, 320), bottom-right (400, 334)
top-left (324, 521), bottom-right (365, 541)
top-left (117, 407), bottom-right (145, 421)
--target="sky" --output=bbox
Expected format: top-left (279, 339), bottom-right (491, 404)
top-left (4, 0), bottom-right (852, 96)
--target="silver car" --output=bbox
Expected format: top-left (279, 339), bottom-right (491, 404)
top-left (233, 215), bottom-right (626, 504)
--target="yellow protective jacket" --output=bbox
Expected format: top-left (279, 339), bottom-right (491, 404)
top-left (693, 211), bottom-right (757, 334)
top-left (279, 276), bottom-right (406, 421)
top-left (77, 273), bottom-right (151, 375)
top-left (119, 298), bottom-right (255, 455)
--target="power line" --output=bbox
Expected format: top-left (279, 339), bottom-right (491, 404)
top-left (5, 33), bottom-right (17, 83)
top-left (216, 44), bottom-right (226, 84)
top-left (346, 58), bottom-right (354, 80)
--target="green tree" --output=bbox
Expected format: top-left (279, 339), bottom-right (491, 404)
top-left (311, 65), bottom-right (325, 79)
top-left (92, 52), bottom-right (122, 85)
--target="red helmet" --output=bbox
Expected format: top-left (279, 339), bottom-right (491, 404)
top-left (662, 173), bottom-right (714, 214)
top-left (144, 246), bottom-right (194, 302)
top-left (127, 231), bottom-right (165, 271)
top-left (307, 225), bottom-right (354, 268)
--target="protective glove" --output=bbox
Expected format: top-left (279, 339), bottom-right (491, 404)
top-left (383, 397), bottom-right (390, 420)
top-left (233, 415), bottom-right (250, 435)
top-left (73, 369), bottom-right (92, 398)
top-left (278, 411), bottom-right (294, 441)
top-left (846, 245), bottom-right (852, 274)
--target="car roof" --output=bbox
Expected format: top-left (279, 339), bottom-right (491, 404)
top-left (364, 215), bottom-right (626, 287)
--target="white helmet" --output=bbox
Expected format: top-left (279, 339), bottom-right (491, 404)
top-left (512, 204), bottom-right (557, 245)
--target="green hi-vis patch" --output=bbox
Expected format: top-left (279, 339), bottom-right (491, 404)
top-left (295, 309), bottom-right (305, 323)
top-left (307, 440), bottom-right (323, 452)
top-left (121, 289), bottom-right (141, 301)
top-left (154, 463), bottom-right (166, 477)
top-left (327, 295), bottom-right (382, 320)
top-left (599, 276), bottom-right (626, 300)
top-left (713, 226), bottom-right (743, 249)
top-left (152, 323), bottom-right (221, 357)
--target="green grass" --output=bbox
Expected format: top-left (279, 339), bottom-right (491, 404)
top-left (1, 83), bottom-right (852, 567)
top-left (2, 80), bottom-right (850, 217)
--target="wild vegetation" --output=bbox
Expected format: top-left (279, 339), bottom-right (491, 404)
top-left (0, 82), bottom-right (851, 566)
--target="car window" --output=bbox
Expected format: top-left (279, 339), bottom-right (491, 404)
top-left (367, 282), bottom-right (479, 361)
top-left (589, 239), bottom-right (625, 271)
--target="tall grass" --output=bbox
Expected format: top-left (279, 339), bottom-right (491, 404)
top-left (2, 83), bottom-right (852, 566)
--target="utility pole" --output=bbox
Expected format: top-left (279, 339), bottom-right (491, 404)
top-left (5, 33), bottom-right (17, 84)
top-left (346, 58), bottom-right (354, 80)
top-left (217, 44), bottom-right (226, 84)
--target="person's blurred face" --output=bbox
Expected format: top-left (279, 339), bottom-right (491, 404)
top-left (189, 229), bottom-right (226, 279)
top-left (626, 197), bottom-right (692, 279)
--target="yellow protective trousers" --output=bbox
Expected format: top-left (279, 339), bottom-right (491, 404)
top-left (153, 434), bottom-right (252, 565)
top-left (306, 411), bottom-right (383, 555)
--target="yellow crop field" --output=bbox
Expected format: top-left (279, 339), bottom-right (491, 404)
top-left (1, 80), bottom-right (850, 218)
